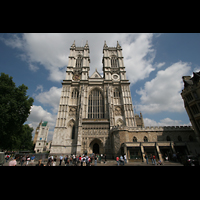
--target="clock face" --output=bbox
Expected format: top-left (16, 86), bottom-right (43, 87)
top-left (73, 74), bottom-right (80, 81)
top-left (112, 74), bottom-right (119, 80)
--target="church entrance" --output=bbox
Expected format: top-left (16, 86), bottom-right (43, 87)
top-left (89, 138), bottom-right (103, 155)
top-left (93, 143), bottom-right (99, 154)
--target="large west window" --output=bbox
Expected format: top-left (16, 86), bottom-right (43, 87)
top-left (88, 89), bottom-right (104, 119)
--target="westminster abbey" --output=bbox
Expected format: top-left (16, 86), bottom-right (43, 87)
top-left (50, 41), bottom-right (199, 162)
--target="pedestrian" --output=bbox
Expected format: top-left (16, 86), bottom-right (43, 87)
top-left (64, 155), bottom-right (69, 166)
top-left (124, 154), bottom-right (127, 164)
top-left (94, 154), bottom-right (97, 166)
top-left (36, 160), bottom-right (45, 166)
top-left (21, 155), bottom-right (26, 166)
top-left (26, 155), bottom-right (30, 166)
top-left (150, 154), bottom-right (154, 164)
top-left (53, 156), bottom-right (57, 166)
top-left (116, 156), bottom-right (119, 166)
top-left (144, 153), bottom-right (148, 164)
top-left (120, 155), bottom-right (124, 165)
top-left (153, 155), bottom-right (156, 165)
top-left (82, 155), bottom-right (86, 166)
top-left (59, 154), bottom-right (63, 166)
top-left (31, 155), bottom-right (35, 165)
top-left (9, 157), bottom-right (17, 166)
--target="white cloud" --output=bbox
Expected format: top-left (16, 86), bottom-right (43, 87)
top-left (136, 61), bottom-right (191, 114)
top-left (1, 33), bottom-right (157, 84)
top-left (35, 85), bottom-right (43, 92)
top-left (144, 117), bottom-right (191, 127)
top-left (35, 86), bottom-right (62, 113)
top-left (154, 62), bottom-right (165, 69)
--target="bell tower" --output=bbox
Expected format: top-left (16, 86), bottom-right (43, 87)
top-left (65, 40), bottom-right (90, 81)
top-left (102, 41), bottom-right (127, 81)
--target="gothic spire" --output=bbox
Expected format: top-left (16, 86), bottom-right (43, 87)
top-left (103, 40), bottom-right (108, 49)
top-left (116, 41), bottom-right (121, 49)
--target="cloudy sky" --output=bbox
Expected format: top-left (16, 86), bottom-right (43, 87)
top-left (1, 33), bottom-right (200, 141)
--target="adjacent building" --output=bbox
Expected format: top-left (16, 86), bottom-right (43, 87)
top-left (34, 121), bottom-right (49, 153)
top-left (181, 72), bottom-right (200, 143)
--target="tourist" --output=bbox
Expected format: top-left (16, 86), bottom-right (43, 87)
top-left (31, 155), bottom-right (35, 165)
top-left (9, 157), bottom-right (17, 166)
top-left (144, 153), bottom-right (148, 164)
top-left (36, 160), bottom-right (45, 166)
top-left (64, 155), bottom-right (69, 166)
top-left (124, 154), bottom-right (127, 164)
top-left (104, 154), bottom-right (107, 164)
top-left (21, 155), bottom-right (26, 166)
top-left (116, 156), bottom-right (119, 166)
top-left (53, 156), bottom-right (57, 166)
top-left (153, 155), bottom-right (156, 165)
top-left (47, 156), bottom-right (52, 166)
top-left (26, 155), bottom-right (30, 166)
top-left (82, 155), bottom-right (86, 166)
top-left (59, 155), bottom-right (63, 166)
top-left (94, 154), bottom-right (97, 166)
top-left (120, 155), bottom-right (124, 165)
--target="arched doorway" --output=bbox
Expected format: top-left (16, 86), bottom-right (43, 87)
top-left (93, 143), bottom-right (99, 154)
top-left (89, 138), bottom-right (103, 155)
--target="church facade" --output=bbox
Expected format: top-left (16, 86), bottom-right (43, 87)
top-left (50, 41), bottom-right (200, 162)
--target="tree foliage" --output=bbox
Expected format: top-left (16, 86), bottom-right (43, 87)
top-left (0, 73), bottom-right (34, 150)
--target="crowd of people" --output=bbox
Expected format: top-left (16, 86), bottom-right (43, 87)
top-left (46, 153), bottom-right (107, 166)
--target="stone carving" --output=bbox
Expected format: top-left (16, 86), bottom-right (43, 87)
top-left (115, 106), bottom-right (122, 116)
top-left (69, 107), bottom-right (77, 116)
top-left (116, 118), bottom-right (124, 127)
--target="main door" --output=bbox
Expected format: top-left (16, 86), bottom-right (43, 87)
top-left (93, 143), bottom-right (99, 154)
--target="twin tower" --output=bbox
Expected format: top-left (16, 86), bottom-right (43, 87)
top-left (50, 41), bottom-right (139, 157)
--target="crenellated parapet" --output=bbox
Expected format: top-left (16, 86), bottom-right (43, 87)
top-left (111, 125), bottom-right (193, 133)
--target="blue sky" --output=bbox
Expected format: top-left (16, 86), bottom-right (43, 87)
top-left (0, 33), bottom-right (200, 141)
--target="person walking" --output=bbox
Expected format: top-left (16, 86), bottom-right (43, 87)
top-left (124, 154), bottom-right (127, 164)
top-left (53, 156), bottom-right (57, 166)
top-left (153, 155), bottom-right (156, 165)
top-left (59, 155), bottom-right (63, 166)
top-left (94, 154), bottom-right (97, 166)
top-left (30, 155), bottom-right (35, 165)
top-left (116, 156), bottom-right (119, 166)
top-left (144, 153), bottom-right (148, 164)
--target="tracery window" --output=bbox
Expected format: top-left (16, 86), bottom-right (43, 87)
top-left (111, 56), bottom-right (118, 68)
top-left (88, 89), bottom-right (104, 119)
top-left (133, 136), bottom-right (137, 142)
top-left (114, 88), bottom-right (120, 98)
top-left (71, 89), bottom-right (79, 98)
top-left (76, 56), bottom-right (83, 68)
top-left (144, 136), bottom-right (148, 142)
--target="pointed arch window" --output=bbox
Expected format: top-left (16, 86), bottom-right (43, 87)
top-left (71, 89), bottom-right (79, 98)
top-left (88, 89), bottom-right (104, 119)
top-left (76, 56), bottom-right (83, 68)
top-left (144, 136), bottom-right (148, 142)
top-left (133, 136), bottom-right (137, 142)
top-left (111, 56), bottom-right (118, 68)
top-left (114, 88), bottom-right (120, 98)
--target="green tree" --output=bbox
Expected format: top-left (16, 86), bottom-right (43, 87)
top-left (0, 73), bottom-right (34, 150)
top-left (19, 124), bottom-right (34, 151)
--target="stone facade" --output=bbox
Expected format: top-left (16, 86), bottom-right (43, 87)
top-left (50, 41), bottom-right (200, 161)
top-left (181, 72), bottom-right (200, 143)
top-left (34, 121), bottom-right (49, 153)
